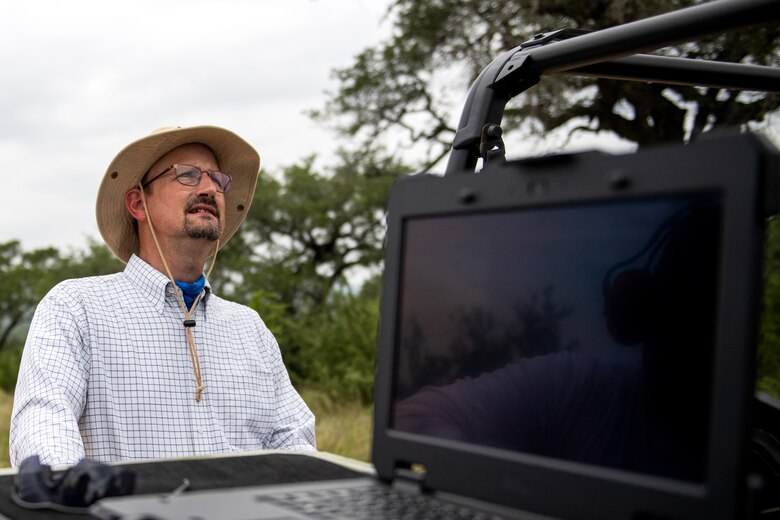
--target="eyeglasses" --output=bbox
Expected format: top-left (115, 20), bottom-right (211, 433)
top-left (142, 164), bottom-right (233, 193)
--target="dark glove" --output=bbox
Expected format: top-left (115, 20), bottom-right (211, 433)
top-left (12, 455), bottom-right (136, 513)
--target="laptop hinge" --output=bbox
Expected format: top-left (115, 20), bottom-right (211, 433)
top-left (391, 464), bottom-right (427, 494)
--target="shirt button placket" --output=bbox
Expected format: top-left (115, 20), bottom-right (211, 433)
top-left (192, 400), bottom-right (211, 454)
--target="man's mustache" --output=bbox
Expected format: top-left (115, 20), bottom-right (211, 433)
top-left (185, 197), bottom-right (220, 218)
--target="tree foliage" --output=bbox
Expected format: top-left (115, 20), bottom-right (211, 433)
top-left (250, 280), bottom-right (381, 404)
top-left (0, 241), bottom-right (61, 352)
top-left (218, 150), bottom-right (410, 315)
top-left (0, 239), bottom-right (122, 353)
top-left (314, 0), bottom-right (780, 169)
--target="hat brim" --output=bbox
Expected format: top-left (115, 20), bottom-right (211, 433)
top-left (96, 126), bottom-right (260, 263)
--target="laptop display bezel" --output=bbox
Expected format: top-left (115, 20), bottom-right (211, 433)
top-left (372, 133), bottom-right (775, 519)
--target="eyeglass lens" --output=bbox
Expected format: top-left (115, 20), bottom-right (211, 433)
top-left (175, 165), bottom-right (232, 192)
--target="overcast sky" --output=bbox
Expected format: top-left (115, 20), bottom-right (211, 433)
top-left (1, 0), bottom-right (393, 251)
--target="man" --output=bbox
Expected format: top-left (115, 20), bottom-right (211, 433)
top-left (10, 126), bottom-right (316, 468)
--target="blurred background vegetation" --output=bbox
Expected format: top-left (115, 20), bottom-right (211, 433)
top-left (0, 0), bottom-right (778, 465)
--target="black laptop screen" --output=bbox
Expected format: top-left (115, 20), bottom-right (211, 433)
top-left (390, 192), bottom-right (721, 483)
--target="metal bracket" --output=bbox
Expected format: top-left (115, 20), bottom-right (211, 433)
top-left (479, 124), bottom-right (506, 169)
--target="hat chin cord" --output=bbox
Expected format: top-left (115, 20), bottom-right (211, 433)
top-left (138, 183), bottom-right (219, 402)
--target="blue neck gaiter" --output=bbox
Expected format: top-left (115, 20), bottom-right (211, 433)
top-left (174, 275), bottom-right (206, 310)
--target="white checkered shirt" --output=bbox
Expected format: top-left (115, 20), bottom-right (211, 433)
top-left (10, 254), bottom-right (316, 468)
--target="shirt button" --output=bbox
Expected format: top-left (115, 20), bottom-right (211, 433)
top-left (197, 427), bottom-right (204, 434)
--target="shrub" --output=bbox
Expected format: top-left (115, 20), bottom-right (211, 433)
top-left (251, 284), bottom-right (379, 405)
top-left (0, 342), bottom-right (23, 393)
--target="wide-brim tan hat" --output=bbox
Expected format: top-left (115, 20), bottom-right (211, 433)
top-left (96, 125), bottom-right (260, 263)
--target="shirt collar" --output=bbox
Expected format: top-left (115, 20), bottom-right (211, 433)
top-left (124, 255), bottom-right (212, 312)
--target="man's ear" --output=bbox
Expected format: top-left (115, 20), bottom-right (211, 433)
top-left (125, 188), bottom-right (147, 223)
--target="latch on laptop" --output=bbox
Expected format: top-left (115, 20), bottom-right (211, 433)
top-left (391, 463), bottom-right (427, 494)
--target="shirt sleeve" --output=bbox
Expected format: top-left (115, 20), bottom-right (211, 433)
top-left (257, 319), bottom-right (316, 451)
top-left (9, 284), bottom-right (90, 468)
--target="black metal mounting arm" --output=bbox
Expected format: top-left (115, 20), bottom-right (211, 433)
top-left (444, 0), bottom-right (780, 175)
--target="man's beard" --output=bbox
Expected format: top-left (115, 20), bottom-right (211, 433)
top-left (184, 218), bottom-right (220, 241)
top-left (183, 197), bottom-right (221, 241)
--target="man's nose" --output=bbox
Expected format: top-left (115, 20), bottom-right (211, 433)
top-left (197, 172), bottom-right (220, 196)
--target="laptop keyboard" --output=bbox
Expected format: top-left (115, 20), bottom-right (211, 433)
top-left (260, 485), bottom-right (510, 520)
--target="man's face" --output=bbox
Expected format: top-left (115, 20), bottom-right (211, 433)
top-left (141, 143), bottom-right (226, 242)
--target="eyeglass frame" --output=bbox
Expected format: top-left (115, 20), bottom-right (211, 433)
top-left (141, 164), bottom-right (233, 193)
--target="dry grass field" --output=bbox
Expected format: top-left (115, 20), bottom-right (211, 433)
top-left (0, 389), bottom-right (371, 469)
top-left (302, 390), bottom-right (373, 463)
